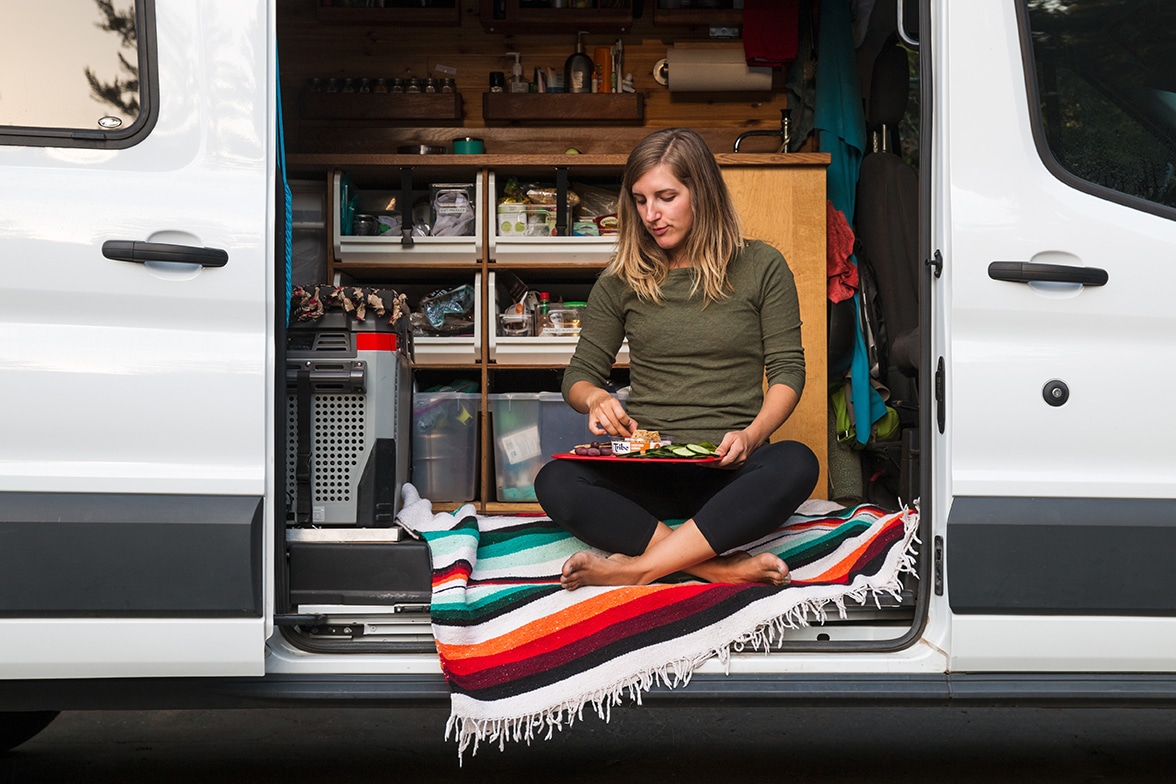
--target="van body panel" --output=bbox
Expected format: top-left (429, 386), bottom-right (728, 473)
top-left (946, 496), bottom-right (1176, 615)
top-left (0, 493), bottom-right (262, 616)
top-left (936, 1), bottom-right (1176, 668)
top-left (951, 616), bottom-right (1176, 673)
top-left (0, 620), bottom-right (265, 680)
top-left (0, 1), bottom-right (273, 676)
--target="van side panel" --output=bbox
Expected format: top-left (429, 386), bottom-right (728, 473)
top-left (947, 496), bottom-right (1176, 615)
top-left (0, 494), bottom-right (262, 616)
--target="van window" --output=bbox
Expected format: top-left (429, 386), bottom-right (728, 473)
top-left (0, 0), bottom-right (151, 145)
top-left (1025, 0), bottom-right (1176, 211)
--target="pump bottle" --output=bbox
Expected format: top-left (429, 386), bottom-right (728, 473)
top-left (505, 51), bottom-right (529, 93)
top-left (564, 31), bottom-right (594, 94)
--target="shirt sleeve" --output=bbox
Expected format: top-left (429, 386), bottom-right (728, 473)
top-left (561, 275), bottom-right (627, 402)
top-left (758, 246), bottom-right (807, 397)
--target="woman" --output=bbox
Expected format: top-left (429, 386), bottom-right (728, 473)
top-left (534, 128), bottom-right (819, 590)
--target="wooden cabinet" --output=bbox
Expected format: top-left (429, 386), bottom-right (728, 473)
top-left (652, 2), bottom-right (742, 28)
top-left (288, 152), bottom-right (829, 512)
top-left (315, 1), bottom-right (461, 26)
top-left (479, 0), bottom-right (634, 33)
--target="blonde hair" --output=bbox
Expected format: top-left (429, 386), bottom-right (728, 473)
top-left (605, 128), bottom-right (743, 304)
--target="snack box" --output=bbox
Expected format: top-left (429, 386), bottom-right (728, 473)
top-left (610, 436), bottom-right (671, 456)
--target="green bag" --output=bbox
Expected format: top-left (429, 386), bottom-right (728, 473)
top-left (831, 380), bottom-right (900, 447)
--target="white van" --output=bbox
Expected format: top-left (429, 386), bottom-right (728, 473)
top-left (2, 0), bottom-right (1175, 752)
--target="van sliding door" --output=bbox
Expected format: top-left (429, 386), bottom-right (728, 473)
top-left (935, 0), bottom-right (1176, 671)
top-left (0, 1), bottom-right (273, 678)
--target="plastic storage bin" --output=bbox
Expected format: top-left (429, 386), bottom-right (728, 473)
top-left (487, 391), bottom-right (596, 503)
top-left (413, 272), bottom-right (482, 365)
top-left (411, 391), bottom-right (480, 502)
top-left (333, 170), bottom-right (484, 264)
top-left (488, 272), bottom-right (629, 365)
top-left (486, 172), bottom-right (617, 264)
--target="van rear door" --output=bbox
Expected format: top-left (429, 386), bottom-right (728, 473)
top-left (0, 1), bottom-right (273, 677)
top-left (936, 0), bottom-right (1176, 669)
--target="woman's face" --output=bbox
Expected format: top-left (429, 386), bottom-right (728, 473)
top-left (631, 163), bottom-right (694, 263)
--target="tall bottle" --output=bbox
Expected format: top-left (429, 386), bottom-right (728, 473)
top-left (564, 31), bottom-right (594, 94)
top-left (535, 291), bottom-right (554, 336)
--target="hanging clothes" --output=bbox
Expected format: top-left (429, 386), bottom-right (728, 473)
top-left (813, 0), bottom-right (889, 445)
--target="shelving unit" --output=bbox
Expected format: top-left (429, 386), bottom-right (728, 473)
top-left (482, 93), bottom-right (643, 125)
top-left (288, 151), bottom-right (830, 513)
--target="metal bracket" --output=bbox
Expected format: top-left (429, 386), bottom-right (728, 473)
top-left (925, 249), bottom-right (943, 278)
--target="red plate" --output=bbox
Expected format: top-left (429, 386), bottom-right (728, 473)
top-left (553, 452), bottom-right (721, 464)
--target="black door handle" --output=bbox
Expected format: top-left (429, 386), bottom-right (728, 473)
top-left (102, 240), bottom-right (228, 268)
top-left (988, 261), bottom-right (1107, 286)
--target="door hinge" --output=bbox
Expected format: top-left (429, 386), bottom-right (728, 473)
top-left (934, 356), bottom-right (945, 434)
top-left (925, 249), bottom-right (943, 278)
top-left (933, 535), bottom-right (944, 596)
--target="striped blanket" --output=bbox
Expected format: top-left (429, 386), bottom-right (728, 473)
top-left (397, 483), bottom-right (919, 757)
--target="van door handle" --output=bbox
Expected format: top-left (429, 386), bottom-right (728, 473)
top-left (988, 261), bottom-right (1107, 286)
top-left (102, 240), bottom-right (229, 268)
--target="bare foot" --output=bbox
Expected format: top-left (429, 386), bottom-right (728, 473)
top-left (559, 550), bottom-right (791, 590)
top-left (560, 551), bottom-right (643, 591)
top-left (686, 551), bottom-right (792, 587)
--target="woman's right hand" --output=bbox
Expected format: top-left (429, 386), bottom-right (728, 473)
top-left (572, 382), bottom-right (637, 438)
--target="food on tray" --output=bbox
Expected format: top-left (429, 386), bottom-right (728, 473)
top-left (611, 431), bottom-right (669, 455)
top-left (619, 442), bottom-right (719, 459)
top-left (572, 441), bottom-right (613, 457)
top-left (561, 441), bottom-right (719, 461)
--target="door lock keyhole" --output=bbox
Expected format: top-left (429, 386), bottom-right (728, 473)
top-left (1043, 379), bottom-right (1069, 407)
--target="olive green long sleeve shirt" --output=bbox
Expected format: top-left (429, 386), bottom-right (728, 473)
top-left (562, 240), bottom-right (806, 445)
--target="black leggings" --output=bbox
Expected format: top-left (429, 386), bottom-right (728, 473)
top-left (534, 440), bottom-right (820, 557)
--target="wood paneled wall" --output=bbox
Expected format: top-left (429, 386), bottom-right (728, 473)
top-left (278, 0), bottom-right (801, 155)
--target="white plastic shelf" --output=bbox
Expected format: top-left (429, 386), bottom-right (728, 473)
top-left (333, 170), bottom-right (483, 264)
top-left (488, 272), bottom-right (628, 366)
top-left (486, 172), bottom-right (618, 264)
top-left (412, 272), bottom-right (482, 365)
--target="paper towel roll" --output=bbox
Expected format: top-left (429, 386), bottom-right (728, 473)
top-left (657, 47), bottom-right (773, 92)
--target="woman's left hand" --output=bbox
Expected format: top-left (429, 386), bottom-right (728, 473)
top-left (714, 430), bottom-right (759, 468)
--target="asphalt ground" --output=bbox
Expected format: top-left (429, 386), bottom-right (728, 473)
top-left (3, 704), bottom-right (1175, 783)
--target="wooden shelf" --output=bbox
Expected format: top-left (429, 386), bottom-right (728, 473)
top-left (482, 92), bottom-right (643, 124)
top-left (652, 8), bottom-right (742, 28)
top-left (301, 91), bottom-right (463, 123)
top-left (315, 3), bottom-right (460, 26)
top-left (479, 0), bottom-right (633, 33)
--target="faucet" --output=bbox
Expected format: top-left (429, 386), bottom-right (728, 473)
top-left (734, 109), bottom-right (792, 153)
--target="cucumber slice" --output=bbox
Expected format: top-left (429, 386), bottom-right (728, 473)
top-left (686, 443), bottom-right (715, 455)
top-left (671, 446), bottom-right (695, 457)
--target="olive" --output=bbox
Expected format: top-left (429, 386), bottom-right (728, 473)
top-left (587, 447), bottom-right (601, 456)
top-left (574, 447), bottom-right (589, 456)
